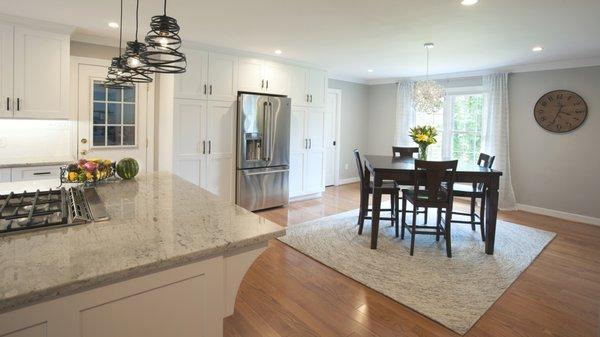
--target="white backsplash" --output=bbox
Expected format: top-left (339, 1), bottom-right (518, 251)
top-left (0, 119), bottom-right (74, 162)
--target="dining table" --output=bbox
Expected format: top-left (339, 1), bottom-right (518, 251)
top-left (363, 155), bottom-right (503, 254)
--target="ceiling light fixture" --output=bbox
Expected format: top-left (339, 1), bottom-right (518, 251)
top-left (532, 46), bottom-right (544, 52)
top-left (367, 69), bottom-right (374, 73)
top-left (274, 49), bottom-right (282, 55)
top-left (412, 43), bottom-right (445, 114)
top-left (104, 0), bottom-right (132, 88)
top-left (461, 0), bottom-right (479, 6)
top-left (108, 22), bottom-right (119, 29)
top-left (141, 0), bottom-right (187, 74)
top-left (122, 0), bottom-right (153, 83)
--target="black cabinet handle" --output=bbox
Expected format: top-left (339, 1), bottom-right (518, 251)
top-left (208, 140), bottom-right (212, 154)
top-left (202, 141), bottom-right (206, 154)
top-left (33, 172), bottom-right (52, 176)
top-left (16, 98), bottom-right (20, 111)
top-left (209, 85), bottom-right (213, 95)
top-left (261, 79), bottom-right (264, 89)
top-left (310, 94), bottom-right (313, 103)
top-left (5, 97), bottom-right (8, 111)
top-left (204, 84), bottom-right (207, 94)
top-left (266, 80), bottom-right (269, 90)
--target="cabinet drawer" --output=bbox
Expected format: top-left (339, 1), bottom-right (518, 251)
top-left (12, 165), bottom-right (61, 181)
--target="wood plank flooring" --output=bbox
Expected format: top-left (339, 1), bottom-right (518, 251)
top-left (224, 183), bottom-right (600, 337)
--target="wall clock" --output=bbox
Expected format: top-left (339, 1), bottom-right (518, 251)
top-left (534, 90), bottom-right (588, 133)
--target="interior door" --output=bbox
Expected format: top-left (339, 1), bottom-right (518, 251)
top-left (77, 63), bottom-right (149, 172)
top-left (207, 52), bottom-right (237, 102)
top-left (324, 91), bottom-right (338, 186)
top-left (205, 101), bottom-right (234, 201)
top-left (174, 48), bottom-right (208, 99)
top-left (13, 27), bottom-right (69, 119)
top-left (0, 23), bottom-right (13, 118)
top-left (238, 57), bottom-right (263, 93)
top-left (173, 99), bottom-right (207, 186)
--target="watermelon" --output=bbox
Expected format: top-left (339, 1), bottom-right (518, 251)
top-left (116, 158), bottom-right (139, 180)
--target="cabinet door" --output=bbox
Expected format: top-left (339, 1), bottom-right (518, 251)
top-left (238, 57), bottom-right (264, 93)
top-left (0, 24), bottom-right (13, 118)
top-left (173, 99), bottom-right (207, 186)
top-left (263, 61), bottom-right (289, 95)
top-left (13, 28), bottom-right (69, 119)
top-left (207, 52), bottom-right (238, 102)
top-left (290, 106), bottom-right (307, 152)
top-left (289, 66), bottom-right (309, 107)
top-left (289, 153), bottom-right (305, 198)
top-left (174, 48), bottom-right (208, 99)
top-left (304, 152), bottom-right (324, 194)
top-left (305, 108), bottom-right (324, 150)
top-left (11, 165), bottom-right (61, 182)
top-left (308, 69), bottom-right (327, 107)
top-left (205, 101), bottom-right (234, 201)
top-left (0, 168), bottom-right (10, 183)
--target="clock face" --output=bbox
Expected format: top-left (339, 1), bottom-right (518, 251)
top-left (534, 90), bottom-right (588, 133)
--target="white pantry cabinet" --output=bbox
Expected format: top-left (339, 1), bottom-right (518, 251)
top-left (0, 21), bottom-right (70, 119)
top-left (174, 49), bottom-right (238, 102)
top-left (289, 66), bottom-right (326, 107)
top-left (289, 106), bottom-right (325, 198)
top-left (173, 99), bottom-right (234, 202)
top-left (238, 57), bottom-right (289, 95)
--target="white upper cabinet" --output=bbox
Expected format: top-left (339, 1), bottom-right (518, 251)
top-left (207, 53), bottom-right (238, 102)
top-left (0, 24), bottom-right (13, 118)
top-left (13, 28), bottom-right (69, 119)
top-left (174, 48), bottom-right (208, 100)
top-left (238, 57), bottom-right (289, 95)
top-left (288, 66), bottom-right (326, 107)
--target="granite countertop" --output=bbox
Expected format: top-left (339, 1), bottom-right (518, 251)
top-left (0, 156), bottom-right (75, 169)
top-left (0, 172), bottom-right (286, 313)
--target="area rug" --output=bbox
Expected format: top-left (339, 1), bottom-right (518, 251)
top-left (278, 209), bottom-right (556, 335)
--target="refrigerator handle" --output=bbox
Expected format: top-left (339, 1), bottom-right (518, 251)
top-left (262, 101), bottom-right (269, 161)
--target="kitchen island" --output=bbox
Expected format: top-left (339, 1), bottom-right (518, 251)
top-left (0, 173), bottom-right (285, 337)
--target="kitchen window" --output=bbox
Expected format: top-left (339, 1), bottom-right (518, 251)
top-left (91, 81), bottom-right (136, 147)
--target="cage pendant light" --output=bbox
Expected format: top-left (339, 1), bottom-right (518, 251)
top-left (122, 0), bottom-right (153, 83)
top-left (141, 0), bottom-right (187, 73)
top-left (412, 43), bottom-right (445, 114)
top-left (104, 0), bottom-right (132, 88)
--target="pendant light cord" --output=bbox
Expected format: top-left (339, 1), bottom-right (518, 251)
top-left (118, 0), bottom-right (123, 55)
top-left (426, 47), bottom-right (430, 80)
top-left (164, 0), bottom-right (167, 15)
top-left (134, 0), bottom-right (140, 42)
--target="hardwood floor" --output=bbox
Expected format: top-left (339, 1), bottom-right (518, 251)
top-left (224, 183), bottom-right (600, 337)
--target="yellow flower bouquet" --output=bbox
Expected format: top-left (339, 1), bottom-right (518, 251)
top-left (409, 125), bottom-right (438, 160)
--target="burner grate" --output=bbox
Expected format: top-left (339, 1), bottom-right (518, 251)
top-left (0, 189), bottom-right (69, 235)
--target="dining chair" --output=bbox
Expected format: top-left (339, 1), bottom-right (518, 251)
top-left (450, 153), bottom-right (495, 241)
top-left (392, 146), bottom-right (419, 158)
top-left (399, 159), bottom-right (458, 257)
top-left (354, 149), bottom-right (398, 235)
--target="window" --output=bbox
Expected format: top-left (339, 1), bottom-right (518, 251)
top-left (414, 89), bottom-right (484, 161)
top-left (92, 81), bottom-right (136, 147)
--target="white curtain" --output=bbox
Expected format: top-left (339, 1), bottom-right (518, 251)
top-left (482, 73), bottom-right (517, 210)
top-left (394, 81), bottom-right (416, 146)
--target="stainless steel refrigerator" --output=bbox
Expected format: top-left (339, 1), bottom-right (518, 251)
top-left (236, 93), bottom-right (291, 211)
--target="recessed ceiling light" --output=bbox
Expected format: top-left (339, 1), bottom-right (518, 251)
top-left (108, 22), bottom-right (119, 29)
top-left (532, 46), bottom-right (544, 52)
top-left (274, 49), bottom-right (282, 55)
top-left (368, 69), bottom-right (374, 73)
top-left (461, 0), bottom-right (479, 6)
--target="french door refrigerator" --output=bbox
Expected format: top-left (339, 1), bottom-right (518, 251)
top-left (236, 93), bottom-right (291, 211)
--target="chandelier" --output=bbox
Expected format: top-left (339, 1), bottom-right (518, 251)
top-left (412, 43), bottom-right (445, 114)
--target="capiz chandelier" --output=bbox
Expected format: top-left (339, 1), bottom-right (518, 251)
top-left (412, 43), bottom-right (445, 114)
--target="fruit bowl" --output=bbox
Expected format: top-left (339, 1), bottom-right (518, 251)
top-left (60, 159), bottom-right (116, 185)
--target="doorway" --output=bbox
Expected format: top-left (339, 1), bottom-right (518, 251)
top-left (324, 89), bottom-right (341, 186)
top-left (72, 57), bottom-right (154, 172)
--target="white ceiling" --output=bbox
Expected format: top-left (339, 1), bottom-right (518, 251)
top-left (1, 0), bottom-right (600, 82)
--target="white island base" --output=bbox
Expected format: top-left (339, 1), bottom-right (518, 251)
top-left (0, 242), bottom-right (266, 337)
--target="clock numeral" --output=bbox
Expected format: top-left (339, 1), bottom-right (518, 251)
top-left (539, 116), bottom-right (546, 121)
top-left (547, 96), bottom-right (553, 101)
top-left (556, 93), bottom-right (563, 99)
top-left (541, 101), bottom-right (547, 107)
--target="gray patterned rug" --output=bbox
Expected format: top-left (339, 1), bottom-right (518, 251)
top-left (278, 209), bottom-right (555, 335)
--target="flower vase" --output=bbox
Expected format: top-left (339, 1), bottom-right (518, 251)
top-left (418, 144), bottom-right (428, 160)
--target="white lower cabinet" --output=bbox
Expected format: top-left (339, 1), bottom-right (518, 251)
top-left (289, 106), bottom-right (325, 198)
top-left (11, 165), bottom-right (61, 181)
top-left (173, 99), bottom-right (234, 202)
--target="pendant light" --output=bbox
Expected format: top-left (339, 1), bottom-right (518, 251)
top-left (141, 0), bottom-right (187, 73)
top-left (104, 0), bottom-right (132, 88)
top-left (412, 43), bottom-right (445, 114)
top-left (122, 0), bottom-right (153, 83)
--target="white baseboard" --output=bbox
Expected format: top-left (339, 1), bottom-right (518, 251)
top-left (290, 192), bottom-right (323, 202)
top-left (338, 177), bottom-right (360, 185)
top-left (517, 203), bottom-right (600, 227)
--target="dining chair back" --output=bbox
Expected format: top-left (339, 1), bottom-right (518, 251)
top-left (475, 153), bottom-right (495, 190)
top-left (392, 146), bottom-right (419, 158)
top-left (413, 159), bottom-right (458, 207)
top-left (353, 149), bottom-right (366, 187)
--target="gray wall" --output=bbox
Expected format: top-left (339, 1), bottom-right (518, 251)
top-left (70, 41), bottom-right (118, 60)
top-left (509, 66), bottom-right (600, 218)
top-left (328, 79), bottom-right (370, 180)
top-left (366, 83), bottom-right (397, 155)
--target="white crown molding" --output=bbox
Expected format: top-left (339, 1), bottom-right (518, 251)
top-left (517, 203), bottom-right (600, 227)
top-left (71, 33), bottom-right (119, 48)
top-left (0, 13), bottom-right (74, 35)
top-left (328, 73), bottom-right (368, 85)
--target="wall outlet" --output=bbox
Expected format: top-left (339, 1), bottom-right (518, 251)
top-left (344, 163), bottom-right (349, 170)
top-left (0, 137), bottom-right (7, 148)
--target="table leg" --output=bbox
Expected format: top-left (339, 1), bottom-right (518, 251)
top-left (485, 183), bottom-right (499, 255)
top-left (371, 173), bottom-right (382, 249)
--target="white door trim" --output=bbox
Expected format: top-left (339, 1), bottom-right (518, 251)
top-left (69, 56), bottom-right (155, 171)
top-left (327, 88), bottom-right (342, 186)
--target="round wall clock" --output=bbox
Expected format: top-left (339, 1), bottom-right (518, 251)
top-left (534, 90), bottom-right (588, 133)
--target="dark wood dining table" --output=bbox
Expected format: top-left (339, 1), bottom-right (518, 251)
top-left (364, 155), bottom-right (503, 254)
